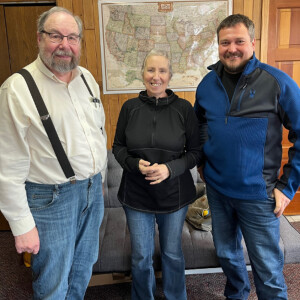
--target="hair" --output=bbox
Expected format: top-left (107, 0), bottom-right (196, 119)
top-left (141, 49), bottom-right (173, 79)
top-left (217, 14), bottom-right (255, 42)
top-left (37, 7), bottom-right (83, 37)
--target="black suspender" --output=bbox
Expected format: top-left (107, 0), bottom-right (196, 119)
top-left (17, 69), bottom-right (96, 184)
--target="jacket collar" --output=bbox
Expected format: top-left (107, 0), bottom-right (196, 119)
top-left (139, 89), bottom-right (178, 106)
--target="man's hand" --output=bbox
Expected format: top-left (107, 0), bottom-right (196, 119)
top-left (273, 188), bottom-right (291, 218)
top-left (14, 226), bottom-right (40, 254)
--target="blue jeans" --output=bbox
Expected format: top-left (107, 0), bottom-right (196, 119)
top-left (124, 206), bottom-right (188, 300)
top-left (26, 173), bottom-right (104, 300)
top-left (206, 184), bottom-right (287, 300)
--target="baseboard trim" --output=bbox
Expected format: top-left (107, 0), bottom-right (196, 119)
top-left (185, 265), bottom-right (251, 275)
top-left (89, 266), bottom-right (252, 287)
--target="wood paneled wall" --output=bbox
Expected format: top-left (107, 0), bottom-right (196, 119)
top-left (60, 0), bottom-right (264, 148)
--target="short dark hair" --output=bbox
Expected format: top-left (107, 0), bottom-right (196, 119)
top-left (217, 14), bottom-right (255, 42)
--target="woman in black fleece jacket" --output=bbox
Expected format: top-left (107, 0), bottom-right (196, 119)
top-left (113, 50), bottom-right (201, 300)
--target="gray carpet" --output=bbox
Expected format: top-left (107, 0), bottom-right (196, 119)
top-left (1, 222), bottom-right (300, 299)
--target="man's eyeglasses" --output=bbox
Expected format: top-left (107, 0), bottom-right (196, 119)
top-left (40, 30), bottom-right (81, 45)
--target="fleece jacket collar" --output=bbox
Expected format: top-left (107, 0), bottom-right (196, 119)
top-left (139, 89), bottom-right (178, 106)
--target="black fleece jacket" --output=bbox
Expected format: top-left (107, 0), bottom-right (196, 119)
top-left (113, 89), bottom-right (202, 213)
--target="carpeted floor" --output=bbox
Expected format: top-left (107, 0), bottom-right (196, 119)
top-left (1, 222), bottom-right (300, 300)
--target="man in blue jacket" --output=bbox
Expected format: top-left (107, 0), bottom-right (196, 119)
top-left (195, 14), bottom-right (300, 299)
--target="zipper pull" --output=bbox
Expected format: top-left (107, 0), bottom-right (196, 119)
top-left (225, 117), bottom-right (228, 124)
top-left (242, 82), bottom-right (247, 89)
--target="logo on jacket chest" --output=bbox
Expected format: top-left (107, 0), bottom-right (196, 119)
top-left (249, 88), bottom-right (256, 99)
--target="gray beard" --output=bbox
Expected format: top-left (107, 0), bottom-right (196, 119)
top-left (39, 49), bottom-right (80, 73)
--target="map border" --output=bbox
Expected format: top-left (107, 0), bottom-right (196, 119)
top-left (98, 0), bottom-right (232, 94)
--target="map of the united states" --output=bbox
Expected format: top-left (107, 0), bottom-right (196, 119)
top-left (99, 1), bottom-right (230, 93)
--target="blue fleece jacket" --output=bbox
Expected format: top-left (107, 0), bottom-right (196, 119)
top-left (195, 53), bottom-right (300, 200)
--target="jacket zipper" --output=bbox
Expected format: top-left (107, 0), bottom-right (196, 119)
top-left (216, 75), bottom-right (230, 124)
top-left (151, 98), bottom-right (158, 146)
top-left (237, 82), bottom-right (248, 112)
top-left (222, 75), bottom-right (247, 124)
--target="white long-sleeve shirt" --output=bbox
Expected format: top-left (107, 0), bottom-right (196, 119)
top-left (0, 57), bottom-right (107, 236)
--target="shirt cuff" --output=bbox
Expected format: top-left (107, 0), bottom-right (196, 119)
top-left (9, 214), bottom-right (36, 237)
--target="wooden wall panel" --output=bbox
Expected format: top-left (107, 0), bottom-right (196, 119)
top-left (57, 0), bottom-right (73, 12)
top-left (79, 33), bottom-right (87, 69)
top-left (184, 91), bottom-right (196, 105)
top-left (92, 0), bottom-right (102, 84)
top-left (72, 0), bottom-right (83, 19)
top-left (290, 8), bottom-right (300, 45)
top-left (102, 94), bottom-right (112, 147)
top-left (244, 0), bottom-right (254, 18)
top-left (233, 0), bottom-right (244, 13)
top-left (5, 5), bottom-right (53, 73)
top-left (279, 10), bottom-right (291, 48)
top-left (253, 0), bottom-right (262, 40)
top-left (0, 6), bottom-right (11, 85)
top-left (294, 62), bottom-right (300, 86)
top-left (265, 0), bottom-right (300, 214)
top-left (84, 29), bottom-right (99, 79)
top-left (83, 0), bottom-right (94, 29)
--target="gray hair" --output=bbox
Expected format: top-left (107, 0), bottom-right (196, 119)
top-left (217, 14), bottom-right (255, 42)
top-left (141, 50), bottom-right (173, 79)
top-left (37, 6), bottom-right (83, 37)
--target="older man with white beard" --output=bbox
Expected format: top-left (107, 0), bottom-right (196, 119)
top-left (0, 7), bottom-right (107, 299)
